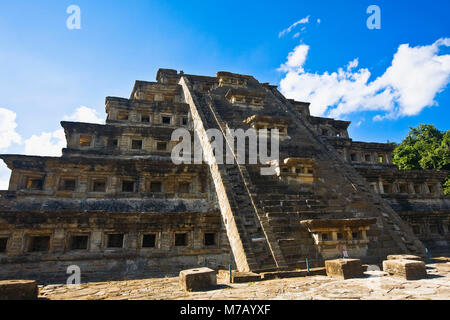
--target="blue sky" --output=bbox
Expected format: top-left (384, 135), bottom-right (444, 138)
top-left (0, 0), bottom-right (449, 187)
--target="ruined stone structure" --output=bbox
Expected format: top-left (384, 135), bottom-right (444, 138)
top-left (0, 69), bottom-right (448, 283)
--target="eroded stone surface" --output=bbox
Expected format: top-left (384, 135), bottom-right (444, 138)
top-left (325, 259), bottom-right (363, 279)
top-left (179, 267), bottom-right (217, 292)
top-left (383, 259), bottom-right (427, 280)
top-left (261, 268), bottom-right (326, 280)
top-left (387, 255), bottom-right (423, 261)
top-left (231, 271), bottom-right (261, 283)
top-left (0, 280), bottom-right (38, 300)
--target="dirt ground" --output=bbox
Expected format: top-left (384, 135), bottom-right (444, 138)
top-left (38, 258), bottom-right (450, 300)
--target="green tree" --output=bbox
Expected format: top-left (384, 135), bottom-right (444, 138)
top-left (392, 124), bottom-right (450, 195)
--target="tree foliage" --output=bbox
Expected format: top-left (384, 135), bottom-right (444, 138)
top-left (392, 124), bottom-right (450, 195)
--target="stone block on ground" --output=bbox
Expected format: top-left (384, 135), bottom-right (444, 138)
top-left (0, 280), bottom-right (38, 300)
top-left (383, 259), bottom-right (427, 280)
top-left (387, 254), bottom-right (423, 262)
top-left (231, 271), bottom-right (261, 283)
top-left (325, 259), bottom-right (363, 279)
top-left (261, 270), bottom-right (307, 280)
top-left (261, 267), bottom-right (326, 280)
top-left (179, 267), bottom-right (217, 292)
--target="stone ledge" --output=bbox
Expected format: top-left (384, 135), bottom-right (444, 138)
top-left (387, 254), bottom-right (423, 261)
top-left (231, 271), bottom-right (261, 283)
top-left (217, 270), bottom-right (262, 283)
top-left (261, 267), bottom-right (326, 280)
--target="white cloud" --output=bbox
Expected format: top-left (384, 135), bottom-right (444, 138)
top-left (24, 129), bottom-right (66, 157)
top-left (347, 58), bottom-right (359, 71)
top-left (317, 19), bottom-right (321, 24)
top-left (0, 106), bottom-right (102, 158)
top-left (278, 44), bottom-right (310, 73)
top-left (0, 105), bottom-right (104, 176)
top-left (0, 108), bottom-right (21, 150)
top-left (355, 118), bottom-right (365, 127)
top-left (0, 162), bottom-right (11, 190)
top-left (279, 38), bottom-right (450, 120)
top-left (24, 106), bottom-right (102, 156)
top-left (63, 106), bottom-right (104, 124)
top-left (279, 16), bottom-right (310, 38)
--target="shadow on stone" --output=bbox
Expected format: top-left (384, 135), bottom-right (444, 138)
top-left (425, 273), bottom-right (445, 279)
top-left (0, 280), bottom-right (38, 300)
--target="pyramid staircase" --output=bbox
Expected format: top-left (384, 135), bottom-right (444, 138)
top-left (180, 76), bottom-right (426, 272)
top-left (269, 87), bottom-right (426, 259)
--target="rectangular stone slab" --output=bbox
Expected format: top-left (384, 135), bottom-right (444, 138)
top-left (0, 280), bottom-right (38, 300)
top-left (261, 267), bottom-right (326, 280)
top-left (231, 271), bottom-right (261, 283)
top-left (383, 259), bottom-right (427, 280)
top-left (179, 267), bottom-right (217, 292)
top-left (325, 259), bottom-right (363, 279)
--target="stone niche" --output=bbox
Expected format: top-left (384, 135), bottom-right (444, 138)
top-left (274, 158), bottom-right (317, 185)
top-left (156, 68), bottom-right (180, 85)
top-left (308, 116), bottom-right (350, 139)
top-left (193, 80), bottom-right (215, 93)
top-left (300, 218), bottom-right (377, 259)
top-left (225, 88), bottom-right (265, 108)
top-left (243, 115), bottom-right (291, 139)
top-left (131, 81), bottom-right (183, 103)
top-left (217, 71), bottom-right (249, 88)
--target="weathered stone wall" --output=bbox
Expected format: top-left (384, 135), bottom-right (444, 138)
top-left (0, 255), bottom-right (231, 285)
top-left (2, 156), bottom-right (209, 199)
top-left (0, 210), bottom-right (233, 284)
top-left (357, 167), bottom-right (450, 253)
